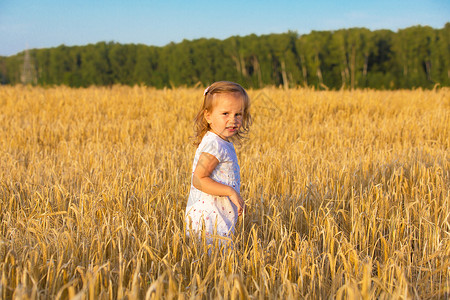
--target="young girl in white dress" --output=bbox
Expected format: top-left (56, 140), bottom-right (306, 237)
top-left (185, 81), bottom-right (252, 245)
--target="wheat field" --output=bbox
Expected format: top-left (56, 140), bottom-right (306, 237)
top-left (0, 85), bottom-right (448, 299)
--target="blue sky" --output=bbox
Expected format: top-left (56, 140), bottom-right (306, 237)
top-left (0, 0), bottom-right (448, 56)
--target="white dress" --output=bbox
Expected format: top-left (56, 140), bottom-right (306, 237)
top-left (185, 131), bottom-right (240, 239)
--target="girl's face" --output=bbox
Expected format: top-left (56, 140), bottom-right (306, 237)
top-left (205, 92), bottom-right (244, 141)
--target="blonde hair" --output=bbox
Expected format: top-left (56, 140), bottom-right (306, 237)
top-left (193, 81), bottom-right (252, 146)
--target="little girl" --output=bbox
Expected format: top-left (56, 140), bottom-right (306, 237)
top-left (185, 81), bottom-right (252, 244)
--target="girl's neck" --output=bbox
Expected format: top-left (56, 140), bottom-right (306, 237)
top-left (209, 130), bottom-right (230, 143)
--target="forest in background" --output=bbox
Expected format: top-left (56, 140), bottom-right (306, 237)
top-left (0, 24), bottom-right (449, 89)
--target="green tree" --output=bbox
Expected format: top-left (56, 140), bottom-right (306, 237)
top-left (109, 43), bottom-right (137, 85)
top-left (134, 45), bottom-right (164, 87)
top-left (298, 31), bottom-right (331, 89)
top-left (434, 23), bottom-right (450, 86)
top-left (1, 24), bottom-right (448, 89)
top-left (80, 42), bottom-right (113, 86)
top-left (366, 30), bottom-right (396, 89)
top-left (394, 26), bottom-right (435, 88)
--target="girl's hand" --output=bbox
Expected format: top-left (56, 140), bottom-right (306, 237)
top-left (229, 189), bottom-right (245, 216)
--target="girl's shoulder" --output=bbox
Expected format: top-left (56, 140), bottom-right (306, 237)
top-left (198, 131), bottom-right (234, 161)
top-left (201, 131), bottom-right (230, 146)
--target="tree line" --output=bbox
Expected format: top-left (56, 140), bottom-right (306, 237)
top-left (1, 24), bottom-right (449, 89)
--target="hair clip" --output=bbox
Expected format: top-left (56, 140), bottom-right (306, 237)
top-left (203, 86), bottom-right (210, 96)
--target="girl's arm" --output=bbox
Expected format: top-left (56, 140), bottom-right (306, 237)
top-left (193, 152), bottom-right (245, 216)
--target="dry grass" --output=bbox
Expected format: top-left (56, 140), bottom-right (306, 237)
top-left (0, 85), bottom-right (449, 299)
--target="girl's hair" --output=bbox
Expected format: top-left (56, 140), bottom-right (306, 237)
top-left (193, 81), bottom-right (252, 146)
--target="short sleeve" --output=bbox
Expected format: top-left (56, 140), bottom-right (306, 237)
top-left (201, 139), bottom-right (224, 162)
top-left (199, 134), bottom-right (226, 162)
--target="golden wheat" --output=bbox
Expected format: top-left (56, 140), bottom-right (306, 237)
top-left (0, 85), bottom-right (448, 299)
